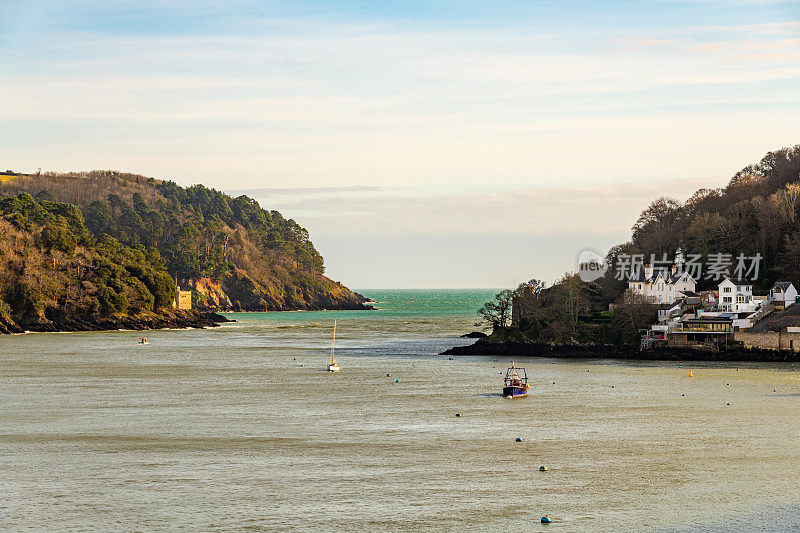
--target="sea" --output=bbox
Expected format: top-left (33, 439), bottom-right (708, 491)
top-left (2, 289), bottom-right (800, 532)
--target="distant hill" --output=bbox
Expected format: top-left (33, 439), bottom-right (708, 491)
top-left (0, 171), bottom-right (369, 326)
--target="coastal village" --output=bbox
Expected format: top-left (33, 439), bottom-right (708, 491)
top-left (628, 252), bottom-right (800, 352)
top-left (507, 247), bottom-right (800, 355)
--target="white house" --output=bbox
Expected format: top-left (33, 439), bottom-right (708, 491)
top-left (718, 278), bottom-right (757, 313)
top-left (769, 282), bottom-right (798, 310)
top-left (628, 261), bottom-right (696, 305)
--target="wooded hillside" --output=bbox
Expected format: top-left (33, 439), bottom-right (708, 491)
top-left (494, 143), bottom-right (800, 345)
top-left (621, 144), bottom-right (800, 287)
top-left (0, 171), bottom-right (368, 315)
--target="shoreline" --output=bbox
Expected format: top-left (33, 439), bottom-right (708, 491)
top-left (0, 310), bottom-right (234, 335)
top-left (218, 305), bottom-right (374, 314)
top-left (442, 337), bottom-right (800, 362)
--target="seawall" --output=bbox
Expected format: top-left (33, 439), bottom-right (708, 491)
top-left (441, 338), bottom-right (800, 362)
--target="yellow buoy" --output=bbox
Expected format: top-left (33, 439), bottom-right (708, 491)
top-left (689, 370), bottom-right (693, 378)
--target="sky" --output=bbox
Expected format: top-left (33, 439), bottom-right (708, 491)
top-left (2, 1), bottom-right (799, 288)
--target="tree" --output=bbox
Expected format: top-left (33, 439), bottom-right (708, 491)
top-left (510, 279), bottom-right (546, 329)
top-left (515, 278), bottom-right (546, 296)
top-left (477, 289), bottom-right (514, 332)
top-left (551, 273), bottom-right (588, 337)
top-left (772, 182), bottom-right (800, 224)
top-left (631, 197), bottom-right (684, 256)
top-left (610, 292), bottom-right (657, 345)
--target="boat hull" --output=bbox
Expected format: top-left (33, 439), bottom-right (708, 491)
top-left (503, 386), bottom-right (529, 398)
top-left (327, 364), bottom-right (340, 372)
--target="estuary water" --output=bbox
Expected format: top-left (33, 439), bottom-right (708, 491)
top-left (2, 289), bottom-right (800, 532)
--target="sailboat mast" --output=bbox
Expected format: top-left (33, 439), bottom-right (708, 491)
top-left (330, 319), bottom-right (336, 364)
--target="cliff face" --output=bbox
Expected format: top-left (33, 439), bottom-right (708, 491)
top-left (188, 274), bottom-right (369, 311)
top-left (0, 171), bottom-right (370, 314)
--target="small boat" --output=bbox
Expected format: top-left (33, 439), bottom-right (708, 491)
top-left (503, 362), bottom-right (529, 398)
top-left (137, 338), bottom-right (150, 345)
top-left (327, 319), bottom-right (339, 372)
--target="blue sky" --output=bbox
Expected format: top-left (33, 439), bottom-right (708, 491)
top-left (2, 1), bottom-right (799, 287)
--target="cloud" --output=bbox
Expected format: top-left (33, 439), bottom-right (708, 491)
top-left (295, 175), bottom-right (737, 287)
top-left (3, 3), bottom-right (796, 286)
top-left (225, 185), bottom-right (384, 196)
top-left (244, 176), bottom-right (733, 239)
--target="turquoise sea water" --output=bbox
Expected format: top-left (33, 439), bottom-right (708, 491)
top-left (3, 289), bottom-right (800, 531)
top-left (220, 288), bottom-right (499, 357)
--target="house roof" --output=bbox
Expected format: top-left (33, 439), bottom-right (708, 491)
top-left (721, 278), bottom-right (751, 286)
top-left (628, 268), bottom-right (695, 284)
top-left (628, 269), bottom-right (647, 283)
top-left (666, 272), bottom-right (692, 283)
top-left (772, 281), bottom-right (795, 290)
top-left (680, 291), bottom-right (700, 298)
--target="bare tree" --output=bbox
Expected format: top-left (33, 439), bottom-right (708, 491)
top-left (477, 289), bottom-right (514, 332)
top-left (611, 292), bottom-right (657, 344)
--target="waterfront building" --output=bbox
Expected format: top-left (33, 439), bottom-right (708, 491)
top-left (627, 252), bottom-right (696, 304)
top-left (769, 282), bottom-right (798, 310)
top-left (718, 278), bottom-right (757, 313)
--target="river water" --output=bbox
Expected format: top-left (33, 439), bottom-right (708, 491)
top-left (2, 289), bottom-right (800, 531)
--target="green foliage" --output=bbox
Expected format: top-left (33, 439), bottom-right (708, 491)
top-left (0, 170), bottom-right (365, 312)
top-left (72, 180), bottom-right (329, 286)
top-left (37, 221), bottom-right (77, 253)
top-left (0, 193), bottom-right (179, 320)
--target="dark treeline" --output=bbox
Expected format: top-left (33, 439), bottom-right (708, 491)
top-left (619, 144), bottom-right (800, 288)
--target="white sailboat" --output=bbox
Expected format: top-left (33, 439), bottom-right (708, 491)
top-left (327, 319), bottom-right (340, 372)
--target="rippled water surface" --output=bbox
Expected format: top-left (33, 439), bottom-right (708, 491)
top-left (2, 289), bottom-right (800, 531)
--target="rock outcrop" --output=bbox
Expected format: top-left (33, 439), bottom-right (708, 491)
top-left (187, 274), bottom-right (372, 312)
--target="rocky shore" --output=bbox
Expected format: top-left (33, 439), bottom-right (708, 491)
top-left (442, 337), bottom-right (800, 362)
top-left (0, 310), bottom-right (233, 334)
